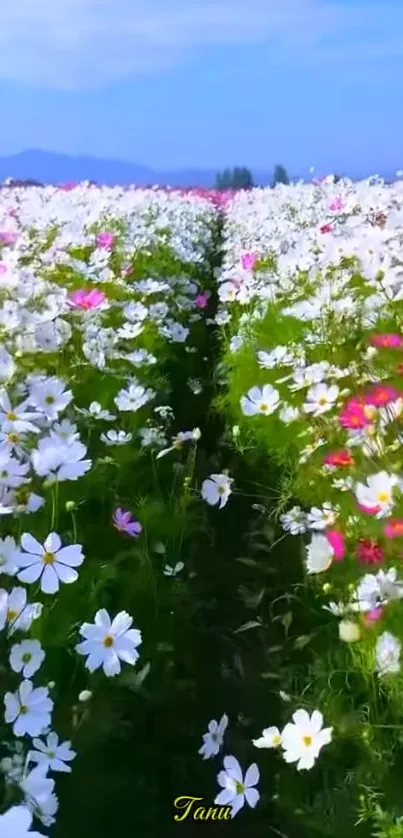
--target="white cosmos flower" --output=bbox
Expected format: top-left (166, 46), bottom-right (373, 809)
top-left (257, 346), bottom-right (294, 368)
top-left (20, 764), bottom-right (58, 827)
top-left (76, 609), bottom-right (142, 677)
top-left (17, 532), bottom-right (84, 595)
top-left (303, 383), bottom-right (339, 415)
top-left (77, 401), bottom-right (116, 421)
top-left (28, 377), bottom-right (73, 421)
top-left (31, 437), bottom-right (91, 482)
top-left (201, 473), bottom-right (233, 508)
top-left (4, 680), bottom-right (53, 737)
top-left (100, 429), bottom-right (133, 446)
top-left (252, 726), bottom-right (282, 749)
top-left (10, 639), bottom-right (45, 678)
top-left (279, 404), bottom-right (300, 423)
top-left (355, 568), bottom-right (403, 612)
top-left (281, 709), bottom-right (332, 770)
top-left (305, 533), bottom-right (334, 574)
top-left (375, 631), bottom-right (401, 676)
top-left (306, 503), bottom-right (337, 531)
top-left (280, 506), bottom-right (307, 535)
top-left (199, 713), bottom-right (228, 760)
top-left (29, 732), bottom-right (76, 774)
top-left (0, 805), bottom-right (45, 838)
top-left (0, 586), bottom-right (42, 634)
top-left (163, 562), bottom-right (184, 577)
top-left (215, 756), bottom-right (259, 818)
top-left (0, 451), bottom-right (29, 488)
top-left (114, 382), bottom-right (154, 412)
top-left (240, 384), bottom-right (280, 416)
top-left (0, 388), bottom-right (40, 434)
top-left (0, 535), bottom-right (21, 575)
top-left (0, 348), bottom-right (15, 383)
top-left (355, 471), bottom-right (401, 518)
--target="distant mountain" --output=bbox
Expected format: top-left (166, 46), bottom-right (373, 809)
top-left (0, 149), bottom-right (275, 188)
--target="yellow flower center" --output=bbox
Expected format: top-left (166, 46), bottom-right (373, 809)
top-left (103, 635), bottom-right (114, 648)
top-left (364, 405), bottom-right (377, 419)
top-left (7, 609), bottom-right (18, 621)
top-left (45, 395), bottom-right (55, 404)
top-left (272, 735), bottom-right (282, 747)
top-left (302, 735), bottom-right (313, 747)
top-left (235, 781), bottom-right (245, 794)
top-left (260, 403), bottom-right (268, 411)
top-left (7, 432), bottom-right (19, 443)
top-left (6, 411), bottom-right (16, 420)
top-left (318, 397), bottom-right (328, 405)
top-left (376, 491), bottom-right (390, 503)
top-left (22, 652), bottom-right (32, 663)
top-left (43, 552), bottom-right (55, 564)
top-left (20, 705), bottom-right (28, 715)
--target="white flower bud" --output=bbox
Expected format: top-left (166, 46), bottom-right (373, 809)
top-left (78, 689), bottom-right (92, 702)
top-left (339, 620), bottom-right (361, 643)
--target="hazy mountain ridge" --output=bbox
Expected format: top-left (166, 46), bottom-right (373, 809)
top-left (0, 149), bottom-right (276, 187)
top-left (0, 150), bottom-right (395, 187)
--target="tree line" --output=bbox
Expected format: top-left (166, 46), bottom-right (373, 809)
top-left (215, 164), bottom-right (290, 190)
top-left (215, 166), bottom-right (344, 190)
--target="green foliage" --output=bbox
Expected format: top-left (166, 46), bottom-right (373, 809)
top-left (272, 164), bottom-right (290, 185)
top-left (215, 166), bottom-right (254, 190)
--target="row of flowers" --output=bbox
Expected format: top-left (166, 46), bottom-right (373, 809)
top-left (209, 176), bottom-right (403, 830)
top-left (0, 185), bottom-right (220, 834)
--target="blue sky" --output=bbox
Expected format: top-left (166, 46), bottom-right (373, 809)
top-left (1, 0), bottom-right (403, 175)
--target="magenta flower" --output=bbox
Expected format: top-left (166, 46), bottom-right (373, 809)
top-left (96, 232), bottom-right (114, 249)
top-left (363, 607), bottom-right (384, 625)
top-left (326, 529), bottom-right (345, 561)
top-left (370, 333), bottom-right (403, 348)
top-left (195, 291), bottom-right (210, 309)
top-left (329, 197), bottom-right (344, 212)
top-left (69, 289), bottom-right (106, 310)
top-left (113, 508), bottom-right (142, 537)
top-left (241, 251), bottom-right (257, 271)
top-left (0, 231), bottom-right (17, 244)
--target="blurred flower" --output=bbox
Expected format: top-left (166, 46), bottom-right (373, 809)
top-left (113, 508), bottom-right (142, 537)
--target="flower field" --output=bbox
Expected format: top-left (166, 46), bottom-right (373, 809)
top-left (2, 178), bottom-right (403, 837)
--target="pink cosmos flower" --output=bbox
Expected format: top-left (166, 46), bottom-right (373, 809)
top-left (70, 289), bottom-right (105, 310)
top-left (241, 252), bottom-right (257, 271)
top-left (370, 333), bottom-right (403, 349)
top-left (329, 197), bottom-right (344, 212)
top-left (320, 223), bottom-right (333, 234)
top-left (113, 508), bottom-right (142, 537)
top-left (339, 401), bottom-right (369, 429)
top-left (384, 519), bottom-right (403, 538)
top-left (364, 384), bottom-right (400, 407)
top-left (356, 538), bottom-right (384, 565)
top-left (323, 449), bottom-right (354, 468)
top-left (195, 291), bottom-right (210, 309)
top-left (0, 264), bottom-right (7, 275)
top-left (326, 530), bottom-right (345, 561)
top-left (357, 503), bottom-right (381, 516)
top-left (363, 607), bottom-right (384, 625)
top-left (0, 231), bottom-right (17, 244)
top-left (60, 182), bottom-right (78, 191)
top-left (96, 232), bottom-right (114, 249)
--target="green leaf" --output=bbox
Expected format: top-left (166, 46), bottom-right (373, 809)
top-left (294, 635), bottom-right (313, 650)
top-left (234, 619), bottom-right (262, 634)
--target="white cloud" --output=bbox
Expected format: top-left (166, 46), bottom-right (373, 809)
top-left (0, 0), bottom-right (401, 89)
